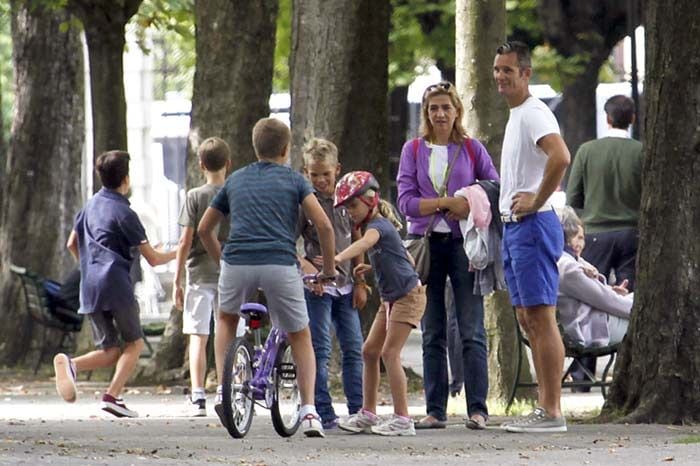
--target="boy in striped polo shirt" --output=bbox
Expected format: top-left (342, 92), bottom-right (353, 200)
top-left (198, 118), bottom-right (336, 438)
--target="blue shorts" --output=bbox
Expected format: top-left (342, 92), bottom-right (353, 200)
top-left (502, 210), bottom-right (563, 308)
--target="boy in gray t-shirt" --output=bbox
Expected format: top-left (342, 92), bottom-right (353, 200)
top-left (173, 137), bottom-right (231, 417)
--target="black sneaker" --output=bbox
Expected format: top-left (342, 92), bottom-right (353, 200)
top-left (101, 394), bottom-right (138, 418)
top-left (188, 398), bottom-right (206, 417)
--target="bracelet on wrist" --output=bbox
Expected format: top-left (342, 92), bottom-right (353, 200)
top-left (355, 282), bottom-right (372, 294)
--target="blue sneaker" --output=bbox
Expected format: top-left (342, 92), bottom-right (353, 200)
top-left (322, 417), bottom-right (338, 430)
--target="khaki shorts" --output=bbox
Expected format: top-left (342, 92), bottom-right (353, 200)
top-left (375, 284), bottom-right (426, 329)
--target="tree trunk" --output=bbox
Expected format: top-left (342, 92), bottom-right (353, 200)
top-left (602, 0), bottom-right (700, 424)
top-left (558, 54), bottom-right (606, 157)
top-left (0, 61), bottom-right (4, 209)
top-left (290, 0), bottom-right (390, 332)
top-left (537, 0), bottom-right (638, 158)
top-left (0, 63), bottom-right (4, 171)
top-left (455, 0), bottom-right (534, 405)
top-left (0, 1), bottom-right (84, 366)
top-left (68, 0), bottom-right (142, 192)
top-left (289, 0), bottom-right (390, 189)
top-left (186, 0), bottom-right (278, 188)
top-left (145, 0), bottom-right (279, 382)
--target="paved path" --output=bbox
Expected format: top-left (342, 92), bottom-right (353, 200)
top-left (1, 382), bottom-right (699, 465)
top-left (1, 329), bottom-right (696, 464)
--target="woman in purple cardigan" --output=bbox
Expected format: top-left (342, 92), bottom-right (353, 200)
top-left (397, 82), bottom-right (499, 429)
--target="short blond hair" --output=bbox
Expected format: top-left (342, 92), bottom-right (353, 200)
top-left (252, 118), bottom-right (290, 160)
top-left (302, 138), bottom-right (339, 166)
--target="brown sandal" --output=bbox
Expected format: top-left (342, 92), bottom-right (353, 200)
top-left (414, 416), bottom-right (447, 429)
top-left (466, 414), bottom-right (487, 430)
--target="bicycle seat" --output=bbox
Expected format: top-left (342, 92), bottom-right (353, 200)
top-left (240, 302), bottom-right (268, 316)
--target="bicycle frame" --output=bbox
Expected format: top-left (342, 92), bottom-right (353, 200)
top-left (246, 326), bottom-right (287, 403)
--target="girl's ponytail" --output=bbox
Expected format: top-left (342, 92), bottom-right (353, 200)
top-left (377, 199), bottom-right (403, 230)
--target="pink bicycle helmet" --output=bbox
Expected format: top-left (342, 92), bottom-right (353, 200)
top-left (334, 171), bottom-right (380, 208)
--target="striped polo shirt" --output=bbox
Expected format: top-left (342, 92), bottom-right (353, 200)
top-left (211, 161), bottom-right (314, 266)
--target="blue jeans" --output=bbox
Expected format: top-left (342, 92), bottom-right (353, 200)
top-left (305, 290), bottom-right (364, 422)
top-left (422, 234), bottom-right (489, 420)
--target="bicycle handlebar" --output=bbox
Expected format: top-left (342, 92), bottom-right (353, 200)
top-left (302, 273), bottom-right (336, 286)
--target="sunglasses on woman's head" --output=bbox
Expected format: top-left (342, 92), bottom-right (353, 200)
top-left (425, 82), bottom-right (452, 93)
top-left (423, 82), bottom-right (453, 103)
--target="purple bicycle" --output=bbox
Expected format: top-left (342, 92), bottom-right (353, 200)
top-left (218, 301), bottom-right (301, 438)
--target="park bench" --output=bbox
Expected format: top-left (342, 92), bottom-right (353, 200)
top-left (9, 265), bottom-right (83, 374)
top-left (10, 265), bottom-right (166, 371)
top-left (506, 306), bottom-right (619, 412)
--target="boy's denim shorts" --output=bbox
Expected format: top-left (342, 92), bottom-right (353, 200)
top-left (502, 210), bottom-right (564, 308)
top-left (88, 306), bottom-right (144, 349)
top-left (218, 262), bottom-right (309, 333)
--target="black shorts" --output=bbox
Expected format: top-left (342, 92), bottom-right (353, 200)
top-left (88, 307), bottom-right (144, 349)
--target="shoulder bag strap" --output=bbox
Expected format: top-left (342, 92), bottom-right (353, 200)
top-left (463, 137), bottom-right (478, 176)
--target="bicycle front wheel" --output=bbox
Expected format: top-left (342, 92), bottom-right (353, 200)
top-left (270, 340), bottom-right (301, 437)
top-left (220, 337), bottom-right (255, 438)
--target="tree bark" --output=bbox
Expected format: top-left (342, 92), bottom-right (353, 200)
top-left (290, 0), bottom-right (390, 332)
top-left (186, 0), bottom-right (278, 188)
top-left (67, 0), bottom-right (142, 192)
top-left (0, 61), bottom-right (4, 209)
top-left (0, 1), bottom-right (84, 366)
top-left (537, 0), bottom-right (639, 157)
top-left (290, 0), bottom-right (390, 188)
top-left (602, 0), bottom-right (700, 424)
top-left (144, 0), bottom-right (279, 382)
top-left (455, 0), bottom-right (534, 405)
top-left (558, 54), bottom-right (606, 170)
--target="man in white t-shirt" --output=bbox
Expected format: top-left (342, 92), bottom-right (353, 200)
top-left (493, 41), bottom-right (571, 433)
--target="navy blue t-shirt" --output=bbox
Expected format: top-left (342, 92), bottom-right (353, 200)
top-left (211, 161), bottom-right (314, 266)
top-left (366, 217), bottom-right (419, 302)
top-left (74, 188), bottom-right (147, 314)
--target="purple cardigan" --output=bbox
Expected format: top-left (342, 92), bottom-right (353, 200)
top-left (396, 138), bottom-right (499, 238)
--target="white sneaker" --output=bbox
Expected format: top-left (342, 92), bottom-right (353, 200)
top-left (187, 397), bottom-right (206, 417)
top-left (370, 414), bottom-right (416, 436)
top-left (53, 353), bottom-right (77, 403)
top-left (300, 413), bottom-right (325, 438)
top-left (338, 409), bottom-right (379, 433)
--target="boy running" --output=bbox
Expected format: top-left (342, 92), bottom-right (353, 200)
top-left (54, 150), bottom-right (175, 418)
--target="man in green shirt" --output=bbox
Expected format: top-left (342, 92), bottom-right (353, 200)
top-left (566, 95), bottom-right (642, 388)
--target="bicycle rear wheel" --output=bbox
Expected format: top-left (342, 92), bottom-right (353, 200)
top-left (270, 340), bottom-right (301, 437)
top-left (220, 337), bottom-right (255, 438)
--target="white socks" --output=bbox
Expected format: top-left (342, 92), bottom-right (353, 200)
top-left (191, 388), bottom-right (206, 402)
top-left (299, 404), bottom-right (319, 419)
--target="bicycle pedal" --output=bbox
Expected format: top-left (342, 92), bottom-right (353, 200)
top-left (278, 362), bottom-right (297, 380)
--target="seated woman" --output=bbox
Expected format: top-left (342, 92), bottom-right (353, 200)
top-left (557, 207), bottom-right (633, 347)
